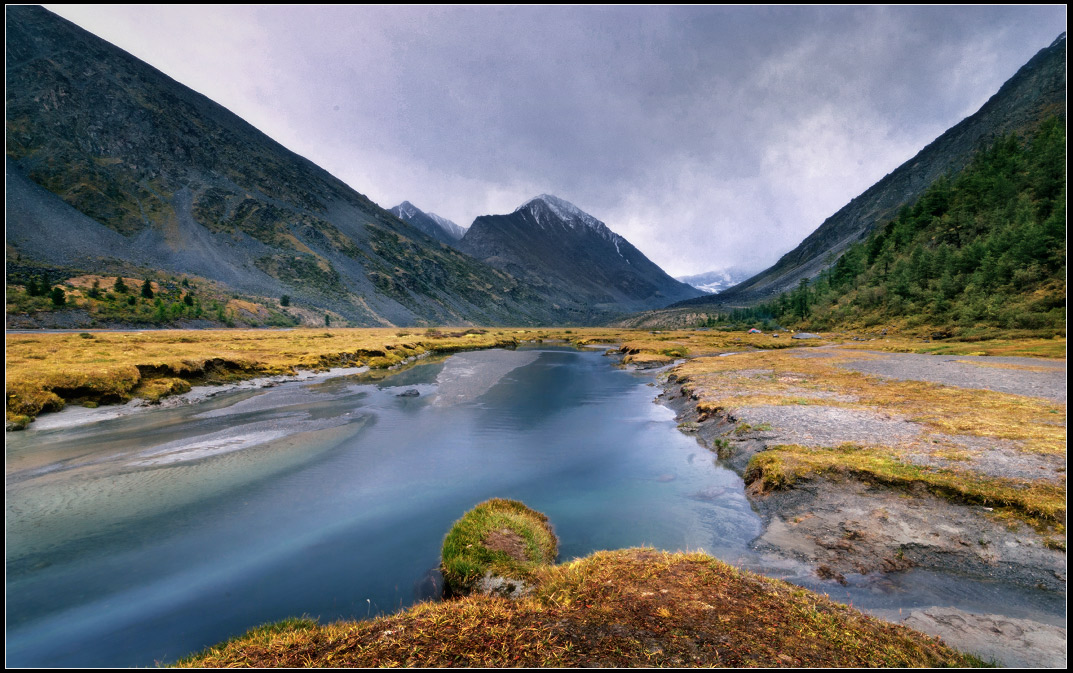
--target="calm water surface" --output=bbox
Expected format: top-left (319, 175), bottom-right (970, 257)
top-left (5, 346), bottom-right (1063, 667)
top-left (7, 346), bottom-right (762, 667)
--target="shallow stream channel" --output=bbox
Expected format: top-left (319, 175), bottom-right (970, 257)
top-left (5, 344), bottom-right (1064, 666)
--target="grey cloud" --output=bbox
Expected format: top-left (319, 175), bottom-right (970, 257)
top-left (43, 5), bottom-right (1067, 276)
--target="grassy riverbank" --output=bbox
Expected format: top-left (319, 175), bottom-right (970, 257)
top-left (176, 547), bottom-right (986, 668)
top-left (671, 345), bottom-right (1066, 533)
top-left (7, 326), bottom-right (1063, 429)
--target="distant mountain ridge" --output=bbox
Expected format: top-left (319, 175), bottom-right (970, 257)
top-left (677, 268), bottom-right (760, 294)
top-left (389, 201), bottom-right (467, 245)
top-left (673, 32), bottom-right (1067, 310)
top-left (458, 195), bottom-right (704, 316)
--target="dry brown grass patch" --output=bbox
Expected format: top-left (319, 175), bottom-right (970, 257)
top-left (675, 348), bottom-right (1065, 455)
top-left (176, 549), bottom-right (984, 668)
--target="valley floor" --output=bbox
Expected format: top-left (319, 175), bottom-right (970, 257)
top-left (6, 327), bottom-right (1066, 666)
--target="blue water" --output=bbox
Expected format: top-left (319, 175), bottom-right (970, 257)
top-left (6, 345), bottom-right (1064, 668)
top-left (6, 346), bottom-right (761, 667)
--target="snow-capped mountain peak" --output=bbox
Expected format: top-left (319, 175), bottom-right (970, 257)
top-left (458, 194), bottom-right (705, 311)
top-left (516, 194), bottom-right (606, 232)
top-left (389, 201), bottom-right (466, 244)
top-left (395, 200), bottom-right (419, 220)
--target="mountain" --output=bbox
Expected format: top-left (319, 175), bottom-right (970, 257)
top-left (677, 267), bottom-right (761, 294)
top-left (389, 201), bottom-right (467, 246)
top-left (723, 116), bottom-right (1065, 336)
top-left (672, 32), bottom-right (1067, 311)
top-left (5, 5), bottom-right (566, 327)
top-left (457, 195), bottom-right (705, 317)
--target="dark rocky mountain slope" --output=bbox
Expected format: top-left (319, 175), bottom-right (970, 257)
top-left (458, 195), bottom-right (705, 318)
top-left (673, 32), bottom-right (1066, 310)
top-left (389, 201), bottom-right (466, 246)
top-left (5, 5), bottom-right (565, 326)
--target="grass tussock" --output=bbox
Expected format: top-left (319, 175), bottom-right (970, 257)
top-left (745, 444), bottom-right (1065, 532)
top-left (174, 548), bottom-right (985, 668)
top-left (441, 498), bottom-right (558, 594)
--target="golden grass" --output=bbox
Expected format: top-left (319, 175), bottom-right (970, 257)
top-left (839, 336), bottom-right (1067, 359)
top-left (745, 444), bottom-right (1065, 531)
top-left (174, 549), bottom-right (985, 668)
top-left (5, 328), bottom-right (519, 424)
top-left (675, 348), bottom-right (1066, 455)
top-left (5, 327), bottom-right (819, 425)
top-left (7, 328), bottom-right (1064, 443)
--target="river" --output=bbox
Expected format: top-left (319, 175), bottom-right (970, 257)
top-left (5, 345), bottom-right (1063, 667)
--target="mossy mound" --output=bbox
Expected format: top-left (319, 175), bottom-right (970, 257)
top-left (440, 498), bottom-right (557, 595)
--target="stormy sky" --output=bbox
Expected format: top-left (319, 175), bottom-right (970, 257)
top-left (44, 5), bottom-right (1066, 277)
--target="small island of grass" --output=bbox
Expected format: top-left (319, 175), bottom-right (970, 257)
top-left (441, 497), bottom-right (558, 596)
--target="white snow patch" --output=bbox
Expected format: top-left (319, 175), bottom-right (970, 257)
top-left (516, 194), bottom-right (607, 233)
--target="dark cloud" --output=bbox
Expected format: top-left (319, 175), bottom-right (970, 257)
top-left (43, 5), bottom-right (1067, 275)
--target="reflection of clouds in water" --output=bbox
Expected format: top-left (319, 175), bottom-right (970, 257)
top-left (432, 350), bottom-right (540, 406)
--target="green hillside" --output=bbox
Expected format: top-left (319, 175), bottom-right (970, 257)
top-left (726, 117), bottom-right (1065, 337)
